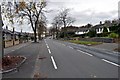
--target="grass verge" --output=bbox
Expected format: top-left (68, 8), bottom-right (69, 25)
top-left (68, 40), bottom-right (102, 46)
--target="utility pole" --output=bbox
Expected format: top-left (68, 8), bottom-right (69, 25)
top-left (0, 5), bottom-right (4, 58)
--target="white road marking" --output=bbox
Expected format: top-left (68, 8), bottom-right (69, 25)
top-left (62, 44), bottom-right (66, 46)
top-left (48, 49), bottom-right (51, 54)
top-left (77, 50), bottom-right (93, 56)
top-left (51, 56), bottom-right (58, 69)
top-left (47, 45), bottom-right (49, 49)
top-left (46, 44), bottom-right (48, 46)
top-left (68, 46), bottom-right (73, 49)
top-left (12, 50), bottom-right (15, 51)
top-left (102, 59), bottom-right (120, 67)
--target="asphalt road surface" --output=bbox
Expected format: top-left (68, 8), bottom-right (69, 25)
top-left (3, 38), bottom-right (119, 78)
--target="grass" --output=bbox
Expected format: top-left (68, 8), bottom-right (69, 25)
top-left (68, 40), bottom-right (102, 46)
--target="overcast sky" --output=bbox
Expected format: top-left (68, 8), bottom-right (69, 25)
top-left (45, 0), bottom-right (119, 27)
top-left (1, 0), bottom-right (120, 32)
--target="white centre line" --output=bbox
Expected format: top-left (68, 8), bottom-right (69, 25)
top-left (12, 50), bottom-right (15, 51)
top-left (48, 49), bottom-right (51, 54)
top-left (102, 59), bottom-right (120, 67)
top-left (47, 45), bottom-right (49, 49)
top-left (51, 56), bottom-right (58, 69)
top-left (62, 44), bottom-right (65, 46)
top-left (46, 43), bottom-right (48, 46)
top-left (77, 50), bottom-right (93, 56)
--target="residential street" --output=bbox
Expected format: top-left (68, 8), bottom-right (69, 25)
top-left (2, 38), bottom-right (119, 78)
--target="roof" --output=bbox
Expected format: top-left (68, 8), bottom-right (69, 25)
top-left (92, 24), bottom-right (104, 29)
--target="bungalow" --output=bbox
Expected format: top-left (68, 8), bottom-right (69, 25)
top-left (61, 25), bottom-right (79, 32)
top-left (75, 24), bottom-right (92, 35)
top-left (92, 22), bottom-right (104, 34)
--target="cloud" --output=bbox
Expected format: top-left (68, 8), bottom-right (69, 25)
top-left (46, 0), bottom-right (119, 26)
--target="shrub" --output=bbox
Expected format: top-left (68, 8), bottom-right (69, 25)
top-left (108, 33), bottom-right (119, 38)
top-left (87, 29), bottom-right (97, 37)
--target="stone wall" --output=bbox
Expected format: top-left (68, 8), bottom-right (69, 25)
top-left (78, 37), bottom-right (115, 43)
top-left (4, 40), bottom-right (20, 48)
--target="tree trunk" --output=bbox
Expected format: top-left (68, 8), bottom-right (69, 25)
top-left (63, 21), bottom-right (66, 38)
top-left (34, 29), bottom-right (37, 42)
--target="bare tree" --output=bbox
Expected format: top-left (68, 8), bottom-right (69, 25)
top-left (16, 1), bottom-right (47, 42)
top-left (52, 8), bottom-right (75, 38)
top-left (51, 15), bottom-right (62, 39)
top-left (59, 8), bottom-right (75, 28)
top-left (37, 20), bottom-right (47, 40)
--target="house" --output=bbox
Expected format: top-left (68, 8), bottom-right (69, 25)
top-left (75, 24), bottom-right (92, 35)
top-left (91, 21), bottom-right (114, 34)
top-left (61, 25), bottom-right (79, 33)
top-left (91, 21), bottom-right (104, 34)
top-left (2, 26), bottom-right (30, 47)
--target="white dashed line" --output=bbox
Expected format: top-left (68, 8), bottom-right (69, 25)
top-left (12, 50), bottom-right (15, 51)
top-left (48, 49), bottom-right (51, 54)
top-left (46, 44), bottom-right (48, 46)
top-left (47, 45), bottom-right (49, 49)
top-left (51, 56), bottom-right (58, 69)
top-left (77, 50), bottom-right (93, 56)
top-left (102, 59), bottom-right (120, 67)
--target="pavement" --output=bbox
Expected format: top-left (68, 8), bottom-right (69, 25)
top-left (4, 42), bottom-right (31, 55)
top-left (2, 38), bottom-right (119, 78)
top-left (92, 43), bottom-right (118, 51)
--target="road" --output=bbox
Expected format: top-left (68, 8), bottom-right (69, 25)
top-left (3, 38), bottom-right (119, 78)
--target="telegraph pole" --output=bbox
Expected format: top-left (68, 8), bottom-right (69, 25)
top-left (0, 5), bottom-right (4, 58)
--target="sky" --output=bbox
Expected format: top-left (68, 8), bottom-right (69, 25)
top-left (46, 0), bottom-right (119, 27)
top-left (1, 0), bottom-right (120, 32)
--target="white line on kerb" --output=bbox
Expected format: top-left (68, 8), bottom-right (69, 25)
top-left (48, 49), bottom-right (51, 54)
top-left (77, 50), bottom-right (93, 56)
top-left (102, 59), bottom-right (120, 67)
top-left (51, 56), bottom-right (58, 69)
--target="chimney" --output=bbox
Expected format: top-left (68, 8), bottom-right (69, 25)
top-left (6, 26), bottom-right (8, 30)
top-left (100, 21), bottom-right (102, 24)
top-left (13, 27), bottom-right (15, 33)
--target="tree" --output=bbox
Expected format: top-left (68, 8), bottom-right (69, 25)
top-left (52, 8), bottom-right (75, 38)
top-left (16, 1), bottom-right (47, 42)
top-left (49, 27), bottom-right (57, 39)
top-left (51, 15), bottom-right (62, 39)
top-left (37, 20), bottom-right (47, 40)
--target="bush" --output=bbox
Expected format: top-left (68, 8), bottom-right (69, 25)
top-left (87, 29), bottom-right (97, 37)
top-left (108, 33), bottom-right (119, 38)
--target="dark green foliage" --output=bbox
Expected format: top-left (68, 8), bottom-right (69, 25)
top-left (103, 27), bottom-right (108, 33)
top-left (87, 29), bottom-right (97, 37)
top-left (108, 33), bottom-right (119, 38)
top-left (102, 27), bottom-right (109, 37)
